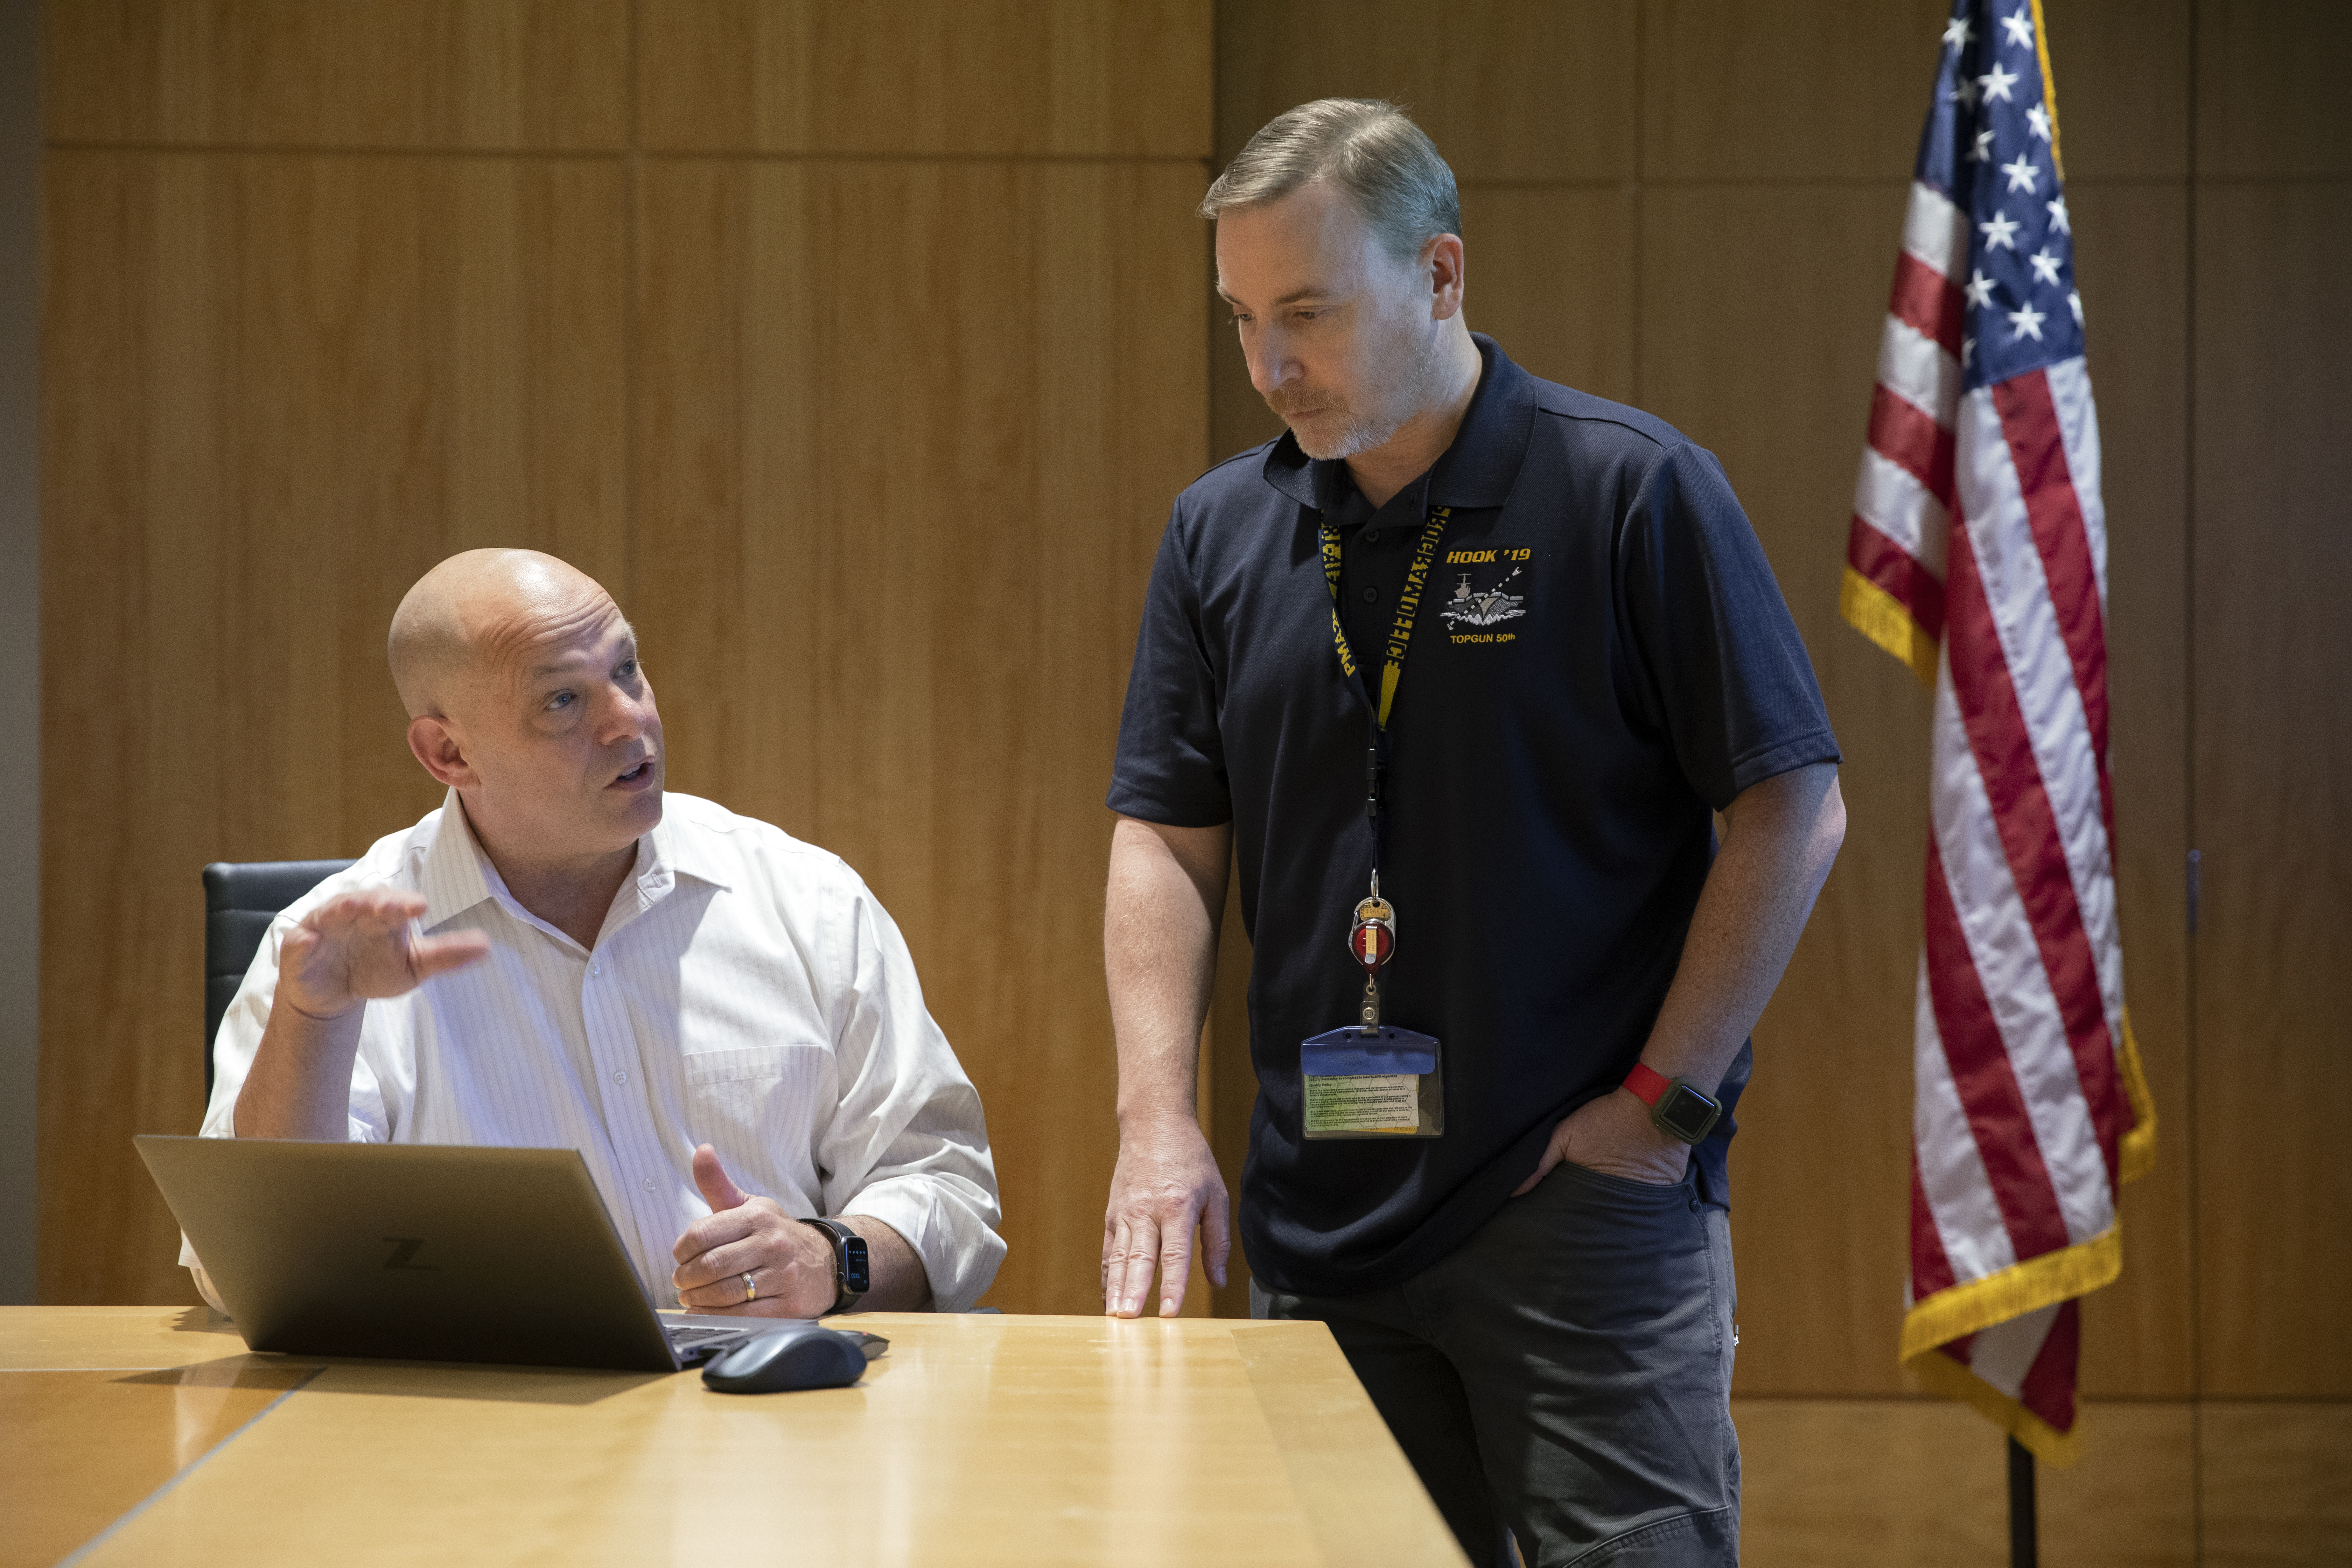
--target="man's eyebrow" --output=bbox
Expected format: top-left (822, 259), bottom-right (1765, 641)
top-left (1216, 285), bottom-right (1336, 308)
top-left (525, 626), bottom-right (638, 682)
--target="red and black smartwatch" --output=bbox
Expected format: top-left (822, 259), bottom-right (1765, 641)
top-left (1623, 1062), bottom-right (1723, 1146)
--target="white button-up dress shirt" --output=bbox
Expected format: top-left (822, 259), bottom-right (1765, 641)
top-left (186, 789), bottom-right (1005, 1312)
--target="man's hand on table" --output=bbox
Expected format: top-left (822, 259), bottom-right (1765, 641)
top-left (278, 889), bottom-right (491, 1021)
top-left (1512, 1085), bottom-right (1691, 1195)
top-left (670, 1145), bottom-right (842, 1318)
top-left (1102, 1113), bottom-right (1229, 1319)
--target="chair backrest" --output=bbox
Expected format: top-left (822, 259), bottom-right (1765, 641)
top-left (203, 860), bottom-right (355, 1102)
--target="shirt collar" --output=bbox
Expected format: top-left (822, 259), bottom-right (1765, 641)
top-left (417, 788), bottom-right (734, 935)
top-left (1259, 333), bottom-right (1536, 514)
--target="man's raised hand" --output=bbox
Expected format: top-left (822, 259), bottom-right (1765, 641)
top-left (275, 889), bottom-right (490, 1021)
top-left (1101, 1114), bottom-right (1230, 1319)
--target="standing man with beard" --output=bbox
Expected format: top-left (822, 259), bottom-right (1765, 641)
top-left (1099, 100), bottom-right (1846, 1565)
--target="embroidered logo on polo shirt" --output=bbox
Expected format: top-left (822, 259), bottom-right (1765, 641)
top-left (1438, 548), bottom-right (1531, 640)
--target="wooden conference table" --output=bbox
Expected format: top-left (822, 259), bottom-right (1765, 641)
top-left (1, 1307), bottom-right (1466, 1567)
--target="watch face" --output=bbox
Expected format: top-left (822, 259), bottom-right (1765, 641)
top-left (1657, 1084), bottom-right (1720, 1142)
top-left (842, 1236), bottom-right (871, 1294)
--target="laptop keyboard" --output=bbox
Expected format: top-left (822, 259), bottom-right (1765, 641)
top-left (664, 1325), bottom-right (744, 1350)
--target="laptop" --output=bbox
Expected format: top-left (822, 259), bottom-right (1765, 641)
top-left (136, 1135), bottom-right (868, 1373)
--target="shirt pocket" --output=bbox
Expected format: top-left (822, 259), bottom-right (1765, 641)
top-left (682, 1043), bottom-right (828, 1161)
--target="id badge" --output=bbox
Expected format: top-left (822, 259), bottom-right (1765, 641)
top-left (1300, 1026), bottom-right (1444, 1139)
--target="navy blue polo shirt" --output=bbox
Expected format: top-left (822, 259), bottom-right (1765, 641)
top-left (1109, 335), bottom-right (1839, 1297)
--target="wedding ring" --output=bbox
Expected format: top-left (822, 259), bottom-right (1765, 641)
top-left (742, 1271), bottom-right (757, 1303)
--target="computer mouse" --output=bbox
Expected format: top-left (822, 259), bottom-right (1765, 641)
top-left (701, 1324), bottom-right (869, 1394)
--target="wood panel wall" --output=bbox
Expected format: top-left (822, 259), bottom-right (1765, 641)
top-left (1210, 1), bottom-right (2347, 1561)
top-left (38, 0), bottom-right (1214, 1315)
top-left (40, 0), bottom-right (2347, 1560)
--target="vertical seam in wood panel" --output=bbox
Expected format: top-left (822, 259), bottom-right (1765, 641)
top-left (1630, 0), bottom-right (1644, 409)
top-left (2184, 2), bottom-right (2203, 1560)
top-left (624, 0), bottom-right (639, 610)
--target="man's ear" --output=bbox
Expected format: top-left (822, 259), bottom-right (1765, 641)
top-left (407, 715), bottom-right (477, 790)
top-left (1425, 232), bottom-right (1466, 322)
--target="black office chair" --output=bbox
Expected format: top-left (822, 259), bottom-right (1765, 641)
top-left (203, 860), bottom-right (355, 1102)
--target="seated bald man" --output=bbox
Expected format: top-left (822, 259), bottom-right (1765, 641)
top-left (185, 548), bottom-right (1004, 1317)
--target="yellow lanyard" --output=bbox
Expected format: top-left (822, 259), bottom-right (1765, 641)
top-left (1320, 505), bottom-right (1451, 729)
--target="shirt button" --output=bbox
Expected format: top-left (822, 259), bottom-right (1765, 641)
top-left (1363, 529), bottom-right (1381, 544)
top-left (590, 962), bottom-right (601, 976)
top-left (613, 1070), bottom-right (628, 1085)
top-left (642, 1177), bottom-right (657, 1192)
top-left (1361, 585), bottom-right (1379, 603)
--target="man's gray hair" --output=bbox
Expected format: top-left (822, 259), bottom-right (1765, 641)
top-left (1199, 98), bottom-right (1460, 262)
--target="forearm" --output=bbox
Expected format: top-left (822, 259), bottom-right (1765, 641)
top-left (1104, 817), bottom-right (1231, 1128)
top-left (232, 1001), bottom-right (365, 1140)
top-left (842, 1216), bottom-right (931, 1312)
top-left (1640, 763), bottom-right (1846, 1090)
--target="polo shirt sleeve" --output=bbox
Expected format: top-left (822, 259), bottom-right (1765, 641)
top-left (1106, 503), bottom-right (1233, 827)
top-left (1615, 442), bottom-right (1841, 811)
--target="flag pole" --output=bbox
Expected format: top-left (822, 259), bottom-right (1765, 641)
top-left (2007, 1436), bottom-right (2038, 1567)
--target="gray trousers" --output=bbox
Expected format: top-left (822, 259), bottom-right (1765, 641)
top-left (1253, 1162), bottom-right (1741, 1567)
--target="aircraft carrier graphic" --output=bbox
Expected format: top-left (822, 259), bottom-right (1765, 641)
top-left (1438, 566), bottom-right (1527, 629)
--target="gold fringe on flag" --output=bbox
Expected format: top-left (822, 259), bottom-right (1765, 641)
top-left (1840, 566), bottom-right (1939, 687)
top-left (1900, 1227), bottom-right (2117, 1467)
top-left (2029, 0), bottom-right (2066, 181)
top-left (1908, 1340), bottom-right (2086, 1466)
top-left (1900, 1225), bottom-right (2123, 1368)
top-left (2118, 1007), bottom-right (2158, 1184)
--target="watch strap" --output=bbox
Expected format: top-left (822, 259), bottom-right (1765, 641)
top-left (799, 1216), bottom-right (867, 1314)
top-left (1623, 1060), bottom-right (1674, 1108)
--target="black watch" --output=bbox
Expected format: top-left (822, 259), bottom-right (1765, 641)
top-left (800, 1216), bottom-right (869, 1314)
top-left (1624, 1061), bottom-right (1723, 1146)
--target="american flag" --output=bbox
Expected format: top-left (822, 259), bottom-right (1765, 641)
top-left (1841, 0), bottom-right (2157, 1464)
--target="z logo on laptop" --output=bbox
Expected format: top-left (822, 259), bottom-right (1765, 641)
top-left (381, 1237), bottom-right (439, 1271)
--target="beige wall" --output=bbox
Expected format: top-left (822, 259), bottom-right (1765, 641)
top-left (39, 2), bottom-right (2350, 1562)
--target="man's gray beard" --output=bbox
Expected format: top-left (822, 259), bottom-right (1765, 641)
top-left (1281, 325), bottom-right (1449, 462)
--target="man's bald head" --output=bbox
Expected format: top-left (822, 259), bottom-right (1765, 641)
top-left (388, 549), bottom-right (618, 719)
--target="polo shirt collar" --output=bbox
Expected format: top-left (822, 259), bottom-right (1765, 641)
top-left (416, 788), bottom-right (733, 936)
top-left (1259, 333), bottom-right (1536, 513)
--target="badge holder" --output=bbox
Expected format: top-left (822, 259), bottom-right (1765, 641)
top-left (1301, 877), bottom-right (1443, 1140)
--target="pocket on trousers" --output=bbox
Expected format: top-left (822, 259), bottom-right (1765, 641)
top-left (1556, 1160), bottom-right (1696, 1202)
top-left (1507, 1159), bottom-right (1711, 1337)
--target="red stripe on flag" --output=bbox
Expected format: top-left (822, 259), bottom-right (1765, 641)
top-left (2017, 1298), bottom-right (2081, 1435)
top-left (1910, 1146), bottom-right (1959, 1298)
top-left (1869, 384), bottom-right (1955, 505)
top-left (1848, 515), bottom-right (1948, 640)
top-left (1923, 835), bottom-right (2074, 1258)
top-left (1890, 252), bottom-right (1965, 358)
top-left (1990, 369), bottom-right (2118, 842)
top-left (1943, 523), bottom-right (2129, 1186)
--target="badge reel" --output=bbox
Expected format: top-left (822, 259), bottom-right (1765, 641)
top-left (1300, 875), bottom-right (1443, 1140)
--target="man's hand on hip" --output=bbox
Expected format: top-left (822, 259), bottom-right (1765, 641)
top-left (1102, 1114), bottom-right (1229, 1318)
top-left (277, 888), bottom-right (490, 1021)
top-left (1513, 1087), bottom-right (1690, 1195)
top-left (670, 1144), bottom-right (839, 1317)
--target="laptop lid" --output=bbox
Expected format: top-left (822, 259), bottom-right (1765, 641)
top-left (137, 1136), bottom-right (701, 1373)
